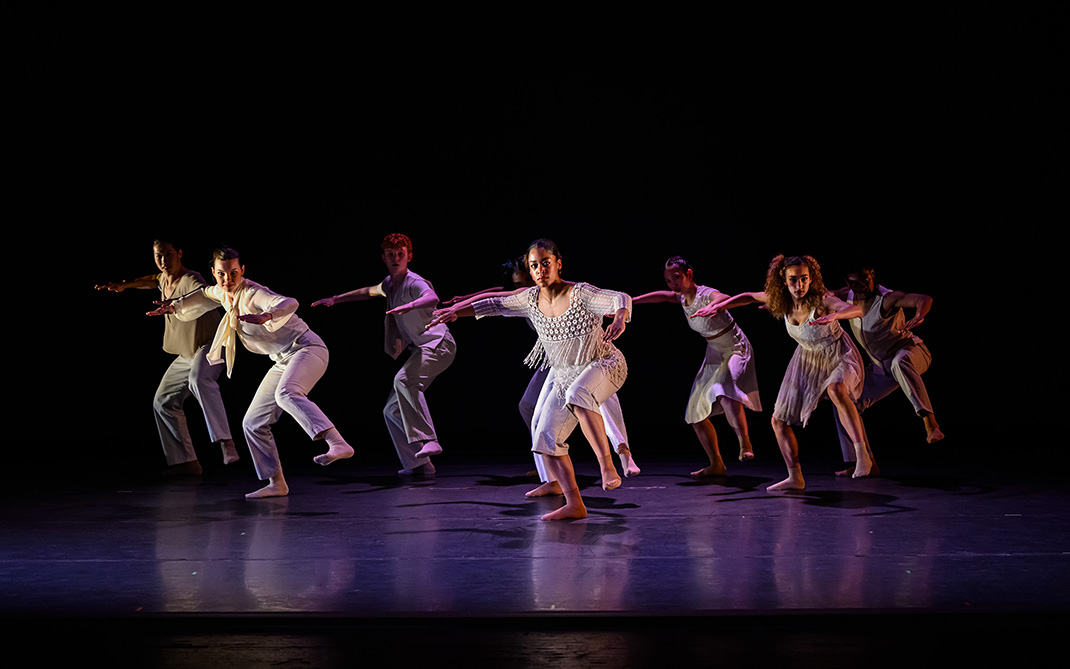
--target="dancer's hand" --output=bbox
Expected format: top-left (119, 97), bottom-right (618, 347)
top-left (238, 313), bottom-right (272, 325)
top-left (426, 307), bottom-right (459, 329)
top-left (146, 300), bottom-right (175, 317)
top-left (311, 296), bottom-right (338, 307)
top-left (603, 315), bottom-right (627, 342)
top-left (902, 314), bottom-right (925, 331)
top-left (690, 302), bottom-right (721, 319)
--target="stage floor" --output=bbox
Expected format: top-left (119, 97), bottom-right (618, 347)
top-left (3, 455), bottom-right (1067, 665)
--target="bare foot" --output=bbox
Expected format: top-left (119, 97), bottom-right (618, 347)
top-left (415, 441), bottom-right (442, 458)
top-left (601, 468), bottom-right (622, 491)
top-left (246, 480), bottom-right (289, 499)
top-left (618, 448), bottom-right (641, 477)
top-left (691, 461), bottom-right (727, 478)
top-left (163, 461), bottom-right (202, 476)
top-left (398, 462), bottom-right (436, 478)
top-left (220, 440), bottom-right (240, 465)
top-left (526, 481), bottom-right (563, 498)
top-left (837, 462), bottom-right (881, 478)
top-left (313, 443), bottom-right (354, 466)
top-left (767, 474), bottom-right (805, 491)
top-left (924, 415), bottom-right (945, 443)
top-left (738, 440), bottom-right (754, 461)
top-left (541, 500), bottom-right (588, 521)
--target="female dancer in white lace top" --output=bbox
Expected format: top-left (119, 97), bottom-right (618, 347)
top-left (633, 256), bottom-right (761, 477)
top-left (692, 254), bottom-right (872, 491)
top-left (428, 239), bottom-right (631, 520)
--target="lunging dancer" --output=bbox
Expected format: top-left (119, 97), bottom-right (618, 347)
top-left (692, 254), bottom-right (871, 491)
top-left (148, 246), bottom-right (353, 498)
top-left (633, 256), bottom-right (761, 477)
top-left (428, 239), bottom-right (631, 520)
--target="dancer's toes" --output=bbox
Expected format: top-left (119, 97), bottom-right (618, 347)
top-left (415, 441), bottom-right (442, 458)
top-left (398, 462), bottom-right (436, 478)
top-left (163, 461), bottom-right (203, 477)
top-left (691, 462), bottom-right (727, 478)
top-left (246, 481), bottom-right (288, 499)
top-left (767, 476), bottom-right (804, 491)
top-left (836, 465), bottom-right (855, 477)
top-left (601, 471), bottom-right (622, 491)
top-left (314, 443), bottom-right (354, 466)
top-left (926, 427), bottom-right (945, 443)
top-left (618, 449), bottom-right (641, 477)
top-left (738, 444), bottom-right (754, 461)
top-left (541, 502), bottom-right (588, 521)
top-left (525, 481), bottom-right (563, 498)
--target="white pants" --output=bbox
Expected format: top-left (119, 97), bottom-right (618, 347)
top-left (153, 346), bottom-right (232, 466)
top-left (519, 367), bottom-right (629, 482)
top-left (384, 337), bottom-right (456, 471)
top-left (837, 341), bottom-right (934, 461)
top-left (243, 332), bottom-right (334, 480)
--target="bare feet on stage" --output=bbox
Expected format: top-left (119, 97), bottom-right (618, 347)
top-left (313, 443), bottom-right (354, 466)
top-left (246, 477), bottom-right (289, 499)
top-left (399, 462), bottom-right (436, 478)
top-left (691, 459), bottom-right (727, 478)
top-left (220, 440), bottom-right (240, 465)
top-left (601, 467), bottom-right (622, 491)
top-left (618, 448), bottom-right (641, 477)
top-left (415, 440), bottom-right (443, 458)
top-left (163, 461), bottom-right (202, 476)
top-left (738, 438), bottom-right (755, 461)
top-left (767, 468), bottom-right (805, 492)
top-left (526, 481), bottom-right (563, 498)
top-left (836, 461), bottom-right (882, 478)
top-left (541, 499), bottom-right (587, 521)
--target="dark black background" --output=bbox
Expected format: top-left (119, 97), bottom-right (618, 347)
top-left (13, 6), bottom-right (1064, 478)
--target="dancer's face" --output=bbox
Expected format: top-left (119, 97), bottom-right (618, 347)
top-left (784, 264), bottom-right (811, 301)
top-left (527, 247), bottom-right (561, 287)
top-left (382, 246), bottom-right (412, 276)
top-left (213, 257), bottom-right (245, 295)
top-left (153, 243), bottom-right (182, 275)
top-left (845, 269), bottom-right (875, 298)
top-left (663, 266), bottom-right (694, 294)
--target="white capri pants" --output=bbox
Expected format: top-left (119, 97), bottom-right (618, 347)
top-left (153, 345), bottom-right (232, 466)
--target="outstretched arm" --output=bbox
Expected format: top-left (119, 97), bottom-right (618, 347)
top-left (631, 290), bottom-right (677, 305)
top-left (96, 274), bottom-right (158, 292)
top-left (311, 284), bottom-right (384, 307)
top-left (811, 293), bottom-right (864, 325)
top-left (426, 287), bottom-right (524, 328)
top-left (387, 288), bottom-right (439, 315)
top-left (690, 291), bottom-right (765, 319)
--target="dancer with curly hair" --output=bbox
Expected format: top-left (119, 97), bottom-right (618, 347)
top-left (692, 254), bottom-right (872, 491)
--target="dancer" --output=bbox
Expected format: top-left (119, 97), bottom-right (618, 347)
top-left (693, 254), bottom-right (872, 491)
top-left (95, 238), bottom-right (237, 475)
top-left (633, 256), bottom-right (761, 477)
top-left (311, 233), bottom-right (455, 478)
top-left (147, 246), bottom-right (353, 498)
top-left (830, 263), bottom-right (943, 474)
top-left (429, 239), bottom-right (630, 520)
top-left (440, 256), bottom-right (640, 497)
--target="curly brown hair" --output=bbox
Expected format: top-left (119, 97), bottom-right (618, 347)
top-left (763, 254), bottom-right (827, 318)
top-left (381, 233), bottom-right (413, 253)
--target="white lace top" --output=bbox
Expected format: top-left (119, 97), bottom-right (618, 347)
top-left (473, 282), bottom-right (632, 396)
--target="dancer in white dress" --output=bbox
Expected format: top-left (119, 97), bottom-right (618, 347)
top-left (693, 254), bottom-right (873, 491)
top-left (428, 239), bottom-right (630, 520)
top-left (147, 246), bottom-right (354, 498)
top-left (633, 256), bottom-right (761, 477)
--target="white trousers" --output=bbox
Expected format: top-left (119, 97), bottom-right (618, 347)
top-left (153, 346), bottom-right (232, 466)
top-left (384, 337), bottom-right (456, 471)
top-left (837, 341), bottom-right (934, 461)
top-left (243, 332), bottom-right (334, 480)
top-left (521, 366), bottom-right (625, 482)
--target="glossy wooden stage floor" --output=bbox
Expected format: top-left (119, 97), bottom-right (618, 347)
top-left (3, 454), bottom-right (1067, 666)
